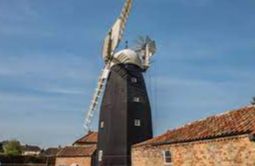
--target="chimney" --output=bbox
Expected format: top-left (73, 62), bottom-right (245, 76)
top-left (251, 97), bottom-right (255, 105)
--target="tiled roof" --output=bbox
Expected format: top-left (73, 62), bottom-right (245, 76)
top-left (41, 147), bottom-right (61, 157)
top-left (73, 131), bottom-right (98, 145)
top-left (22, 145), bottom-right (41, 151)
top-left (136, 105), bottom-right (255, 147)
top-left (57, 145), bottom-right (96, 157)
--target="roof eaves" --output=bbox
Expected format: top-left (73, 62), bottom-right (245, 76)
top-left (151, 132), bottom-right (251, 146)
top-left (57, 154), bottom-right (91, 158)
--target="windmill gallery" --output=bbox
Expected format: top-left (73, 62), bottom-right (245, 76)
top-left (54, 0), bottom-right (255, 166)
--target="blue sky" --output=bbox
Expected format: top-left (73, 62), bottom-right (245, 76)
top-left (0, 0), bottom-right (254, 148)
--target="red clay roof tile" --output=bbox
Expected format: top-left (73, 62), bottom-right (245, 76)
top-left (136, 105), bottom-right (255, 147)
top-left (57, 145), bottom-right (96, 157)
top-left (73, 131), bottom-right (98, 145)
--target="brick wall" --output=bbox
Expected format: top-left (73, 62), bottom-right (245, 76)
top-left (55, 157), bottom-right (91, 166)
top-left (132, 135), bottom-right (255, 166)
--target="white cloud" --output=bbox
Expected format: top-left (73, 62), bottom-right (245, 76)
top-left (44, 87), bottom-right (85, 95)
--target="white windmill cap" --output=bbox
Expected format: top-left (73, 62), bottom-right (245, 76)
top-left (112, 49), bottom-right (142, 68)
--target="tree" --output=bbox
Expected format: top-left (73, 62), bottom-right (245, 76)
top-left (3, 140), bottom-right (22, 156)
top-left (0, 142), bottom-right (3, 153)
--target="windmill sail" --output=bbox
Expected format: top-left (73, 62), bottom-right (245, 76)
top-left (102, 0), bottom-right (133, 62)
top-left (84, 0), bottom-right (133, 131)
top-left (133, 36), bottom-right (156, 69)
top-left (84, 66), bottom-right (110, 131)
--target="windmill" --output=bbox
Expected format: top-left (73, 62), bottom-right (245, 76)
top-left (83, 0), bottom-right (156, 165)
top-left (83, 0), bottom-right (156, 133)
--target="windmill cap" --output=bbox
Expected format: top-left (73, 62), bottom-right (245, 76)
top-left (112, 49), bottom-right (142, 68)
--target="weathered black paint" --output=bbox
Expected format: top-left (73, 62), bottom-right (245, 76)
top-left (97, 64), bottom-right (153, 166)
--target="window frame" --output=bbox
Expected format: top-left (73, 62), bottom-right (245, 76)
top-left (70, 163), bottom-right (79, 166)
top-left (162, 150), bottom-right (172, 165)
top-left (100, 121), bottom-right (104, 129)
top-left (134, 119), bottom-right (141, 127)
top-left (133, 97), bottom-right (140, 102)
top-left (131, 77), bottom-right (138, 83)
top-left (98, 150), bottom-right (103, 162)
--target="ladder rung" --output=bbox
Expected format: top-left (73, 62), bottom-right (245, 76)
top-left (84, 65), bottom-right (111, 130)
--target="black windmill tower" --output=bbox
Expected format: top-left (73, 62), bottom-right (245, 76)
top-left (84, 0), bottom-right (156, 165)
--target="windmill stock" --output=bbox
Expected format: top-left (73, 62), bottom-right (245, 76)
top-left (83, 0), bottom-right (156, 165)
top-left (83, 0), bottom-right (133, 131)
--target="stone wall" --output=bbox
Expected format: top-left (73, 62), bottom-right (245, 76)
top-left (55, 157), bottom-right (91, 166)
top-left (132, 135), bottom-right (255, 166)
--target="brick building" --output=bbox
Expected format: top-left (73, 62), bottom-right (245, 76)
top-left (55, 131), bottom-right (97, 166)
top-left (21, 145), bottom-right (41, 156)
top-left (132, 105), bottom-right (255, 166)
top-left (42, 147), bottom-right (62, 157)
top-left (72, 131), bottom-right (97, 147)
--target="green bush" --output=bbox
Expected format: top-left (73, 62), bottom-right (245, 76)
top-left (3, 140), bottom-right (22, 156)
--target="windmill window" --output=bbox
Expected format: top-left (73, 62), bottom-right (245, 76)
top-left (100, 121), bottom-right (104, 128)
top-left (98, 150), bottom-right (103, 162)
top-left (131, 77), bottom-right (138, 83)
top-left (133, 97), bottom-right (140, 102)
top-left (134, 119), bottom-right (141, 126)
top-left (163, 150), bottom-right (172, 165)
